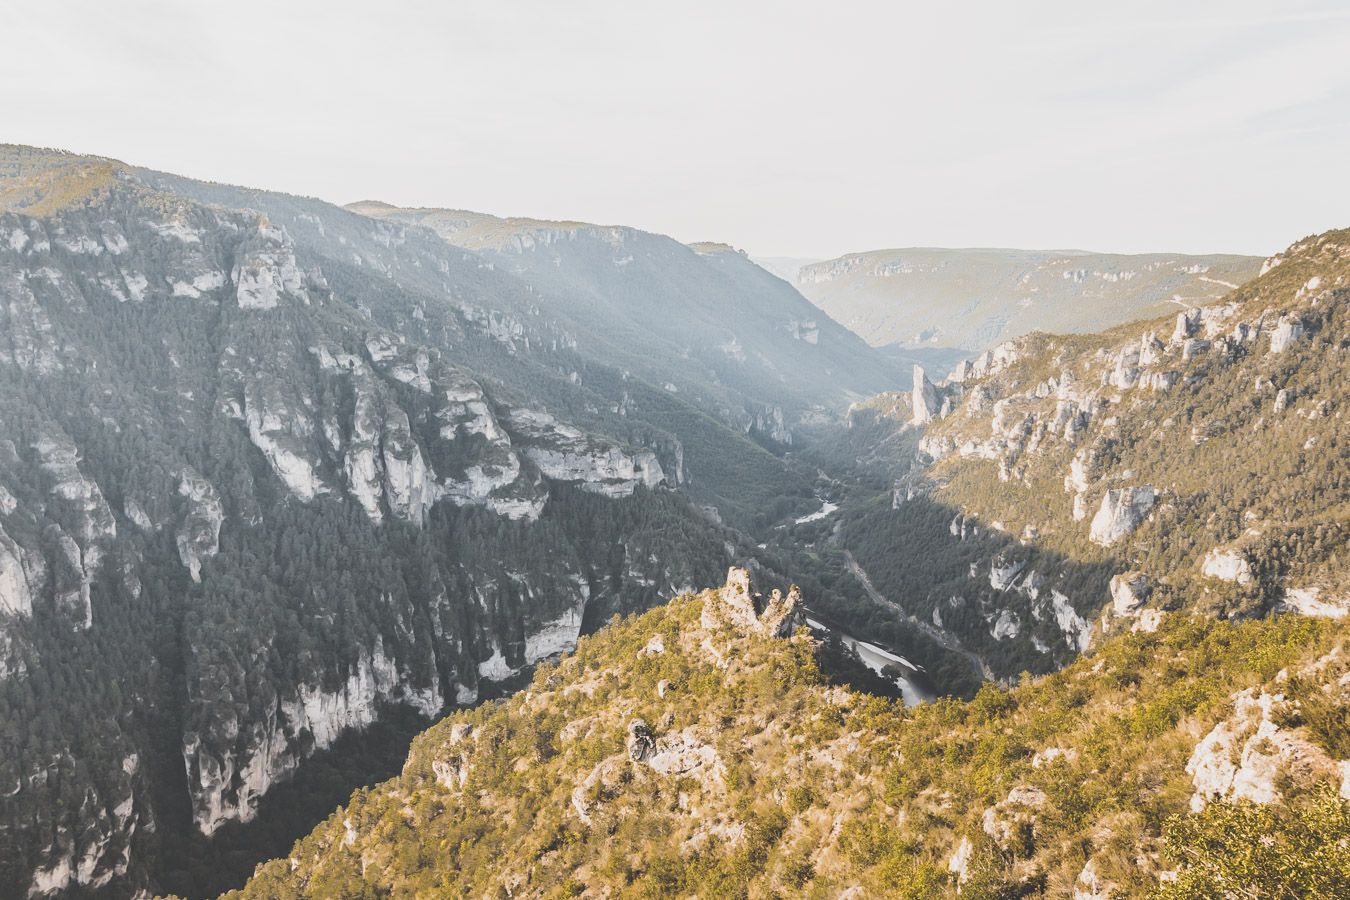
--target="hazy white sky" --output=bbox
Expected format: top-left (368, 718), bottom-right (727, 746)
top-left (4, 1), bottom-right (1348, 258)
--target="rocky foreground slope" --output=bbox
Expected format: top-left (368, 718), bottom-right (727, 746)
top-left (792, 247), bottom-right (1261, 351)
top-left (231, 569), bottom-right (1350, 898)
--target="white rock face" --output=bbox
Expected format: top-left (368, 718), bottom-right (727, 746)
top-left (380, 406), bottom-right (433, 527)
top-left (509, 409), bottom-right (664, 497)
top-left (1201, 547), bottom-right (1253, 585)
top-left (170, 270), bottom-right (227, 299)
top-left (643, 729), bottom-right (722, 778)
top-left (1171, 308), bottom-right (1201, 344)
top-left (1089, 486), bottom-right (1155, 546)
top-left (1278, 587), bottom-right (1348, 619)
top-left (948, 836), bottom-right (973, 886)
top-left (1142, 369), bottom-right (1180, 392)
top-left (28, 855), bottom-right (78, 896)
top-left (1047, 590), bottom-right (1092, 652)
top-left (442, 453), bottom-right (546, 522)
top-left (175, 469), bottom-right (223, 583)
top-left (123, 498), bottom-right (154, 531)
top-left (33, 432), bottom-right (116, 627)
top-left (1187, 688), bottom-right (1338, 812)
top-left (233, 222), bottom-right (308, 310)
top-left (701, 568), bottom-right (802, 639)
top-left (25, 753), bottom-right (140, 895)
top-left (911, 365), bottom-right (940, 425)
top-left (185, 638), bottom-right (441, 836)
top-left (432, 726), bottom-right (474, 790)
top-left (1064, 448), bottom-right (1097, 495)
top-left (343, 384), bottom-right (385, 522)
top-left (1268, 315), bottom-right (1304, 353)
top-left (0, 525), bottom-right (34, 617)
top-left (1132, 608), bottom-right (1165, 633)
top-left (477, 641), bottom-right (517, 682)
top-left (244, 383), bottom-right (325, 501)
top-left (525, 602), bottom-right (586, 664)
top-left (1073, 859), bottom-right (1115, 900)
top-left (1031, 746), bottom-right (1078, 768)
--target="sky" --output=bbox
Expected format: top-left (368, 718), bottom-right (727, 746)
top-left (4, 0), bottom-right (1348, 259)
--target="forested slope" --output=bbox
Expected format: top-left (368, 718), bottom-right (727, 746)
top-left (0, 145), bottom-right (828, 897)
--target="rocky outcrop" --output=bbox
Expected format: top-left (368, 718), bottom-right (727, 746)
top-left (1109, 571), bottom-right (1151, 616)
top-left (981, 784), bottom-right (1047, 852)
top-left (626, 718), bottom-right (656, 763)
top-left (511, 408), bottom-right (665, 498)
top-left (184, 638), bottom-right (442, 836)
top-left (1187, 687), bottom-right (1342, 811)
top-left (699, 567), bottom-right (802, 638)
top-left (990, 608), bottom-right (1021, 641)
top-left (1088, 486), bottom-right (1155, 546)
top-left (948, 835), bottom-right (974, 886)
top-left (643, 728), bottom-right (721, 778)
top-left (32, 430), bottom-right (116, 628)
top-left (525, 601), bottom-right (587, 664)
top-left (232, 220), bottom-right (309, 310)
top-left (431, 723), bottom-right (474, 791)
top-left (25, 752), bottom-right (144, 897)
top-left (308, 339), bottom-right (668, 523)
top-left (988, 554), bottom-right (1025, 591)
top-left (1072, 859), bottom-right (1116, 900)
top-left (1268, 315), bottom-right (1304, 353)
top-left (1278, 587), bottom-right (1348, 619)
top-left (176, 468), bottom-right (223, 583)
top-left (242, 378), bottom-right (327, 501)
top-left (911, 365), bottom-right (940, 425)
top-left (1044, 590), bottom-right (1092, 652)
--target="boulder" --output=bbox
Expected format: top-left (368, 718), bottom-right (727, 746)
top-left (626, 719), bottom-right (655, 763)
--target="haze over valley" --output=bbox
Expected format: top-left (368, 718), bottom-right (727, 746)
top-left (2, 3), bottom-right (1349, 898)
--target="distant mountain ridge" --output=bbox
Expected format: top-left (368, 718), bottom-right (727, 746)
top-left (344, 203), bottom-right (950, 443)
top-left (787, 246), bottom-right (1263, 351)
